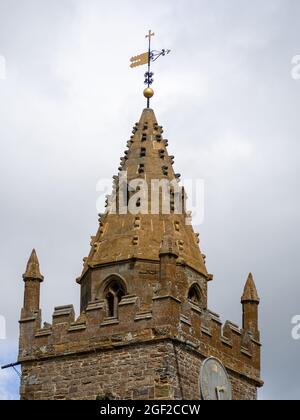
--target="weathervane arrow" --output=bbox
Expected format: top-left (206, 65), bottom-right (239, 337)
top-left (129, 30), bottom-right (171, 108)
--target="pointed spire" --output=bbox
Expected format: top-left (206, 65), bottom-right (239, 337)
top-left (241, 273), bottom-right (259, 304)
top-left (78, 107), bottom-right (208, 282)
top-left (23, 249), bottom-right (44, 282)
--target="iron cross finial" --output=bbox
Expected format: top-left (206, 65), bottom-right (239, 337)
top-left (145, 30), bottom-right (155, 40)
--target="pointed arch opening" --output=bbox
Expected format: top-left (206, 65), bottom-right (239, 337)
top-left (188, 284), bottom-right (203, 307)
top-left (104, 277), bottom-right (127, 318)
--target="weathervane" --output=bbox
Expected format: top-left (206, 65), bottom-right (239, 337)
top-left (130, 30), bottom-right (171, 108)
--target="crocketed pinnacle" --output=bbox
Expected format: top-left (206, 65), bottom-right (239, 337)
top-left (23, 249), bottom-right (44, 282)
top-left (241, 273), bottom-right (260, 303)
top-left (159, 233), bottom-right (179, 258)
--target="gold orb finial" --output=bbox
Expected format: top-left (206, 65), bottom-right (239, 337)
top-left (143, 87), bottom-right (154, 99)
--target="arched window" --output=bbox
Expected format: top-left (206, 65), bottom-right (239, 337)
top-left (104, 279), bottom-right (126, 318)
top-left (188, 284), bottom-right (202, 307)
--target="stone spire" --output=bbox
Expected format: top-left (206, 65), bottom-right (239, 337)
top-left (241, 273), bottom-right (259, 303)
top-left (241, 273), bottom-right (260, 339)
top-left (78, 108), bottom-right (208, 281)
top-left (23, 249), bottom-right (44, 282)
top-left (21, 249), bottom-right (43, 318)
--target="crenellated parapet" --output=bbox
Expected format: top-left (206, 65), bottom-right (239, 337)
top-left (19, 290), bottom-right (262, 387)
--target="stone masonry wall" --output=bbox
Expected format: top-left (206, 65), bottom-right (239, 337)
top-left (173, 343), bottom-right (257, 400)
top-left (20, 340), bottom-right (256, 400)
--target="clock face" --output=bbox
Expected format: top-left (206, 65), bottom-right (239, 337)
top-left (200, 357), bottom-right (232, 400)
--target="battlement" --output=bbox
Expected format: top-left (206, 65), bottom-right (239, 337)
top-left (19, 293), bottom-right (261, 386)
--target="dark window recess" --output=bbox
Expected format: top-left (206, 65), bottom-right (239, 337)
top-left (138, 164), bottom-right (145, 174)
top-left (170, 189), bottom-right (175, 212)
top-left (162, 166), bottom-right (168, 176)
top-left (140, 148), bottom-right (146, 157)
top-left (106, 292), bottom-right (115, 317)
top-left (159, 150), bottom-right (165, 159)
top-left (188, 285), bottom-right (202, 306)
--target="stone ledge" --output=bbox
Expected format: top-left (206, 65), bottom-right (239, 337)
top-left (101, 318), bottom-right (119, 326)
top-left (152, 295), bottom-right (181, 304)
top-left (86, 301), bottom-right (105, 312)
top-left (190, 303), bottom-right (202, 314)
top-left (226, 321), bottom-right (242, 335)
top-left (53, 305), bottom-right (74, 317)
top-left (221, 336), bottom-right (233, 348)
top-left (68, 323), bottom-right (87, 332)
top-left (119, 295), bottom-right (138, 306)
top-left (251, 338), bottom-right (262, 347)
top-left (180, 315), bottom-right (192, 326)
top-left (35, 329), bottom-right (52, 338)
top-left (19, 316), bottom-right (37, 324)
top-left (201, 326), bottom-right (212, 337)
top-left (241, 347), bottom-right (252, 358)
top-left (134, 312), bottom-right (152, 321)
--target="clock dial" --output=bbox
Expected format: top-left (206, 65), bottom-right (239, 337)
top-left (200, 357), bottom-right (232, 400)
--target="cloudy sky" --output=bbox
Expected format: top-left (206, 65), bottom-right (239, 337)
top-left (0, 0), bottom-right (299, 400)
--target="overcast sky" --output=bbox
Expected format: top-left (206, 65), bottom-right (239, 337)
top-left (0, 0), bottom-right (299, 400)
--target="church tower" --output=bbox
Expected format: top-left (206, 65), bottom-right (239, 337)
top-left (18, 33), bottom-right (262, 400)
